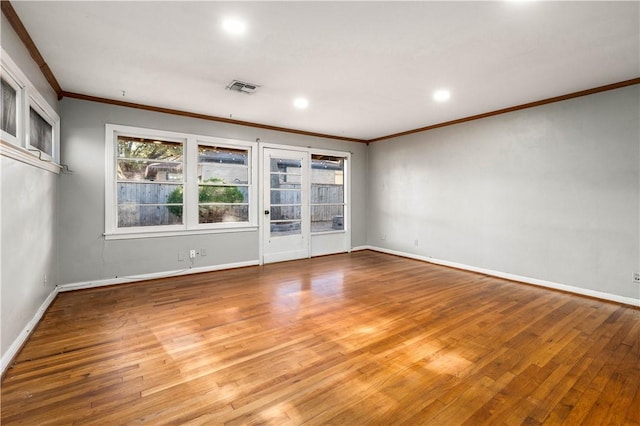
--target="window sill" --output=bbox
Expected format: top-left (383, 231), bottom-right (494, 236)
top-left (104, 225), bottom-right (258, 240)
top-left (1, 139), bottom-right (61, 174)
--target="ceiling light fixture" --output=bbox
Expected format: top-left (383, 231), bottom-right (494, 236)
top-left (293, 98), bottom-right (309, 109)
top-left (433, 89), bottom-right (451, 102)
top-left (222, 17), bottom-right (247, 35)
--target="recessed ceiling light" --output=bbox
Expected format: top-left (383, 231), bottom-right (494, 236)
top-left (433, 89), bottom-right (451, 102)
top-left (222, 18), bottom-right (247, 35)
top-left (293, 98), bottom-right (309, 109)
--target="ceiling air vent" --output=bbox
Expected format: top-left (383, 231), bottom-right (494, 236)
top-left (226, 80), bottom-right (260, 94)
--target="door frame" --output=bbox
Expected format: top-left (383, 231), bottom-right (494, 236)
top-left (258, 142), bottom-right (351, 264)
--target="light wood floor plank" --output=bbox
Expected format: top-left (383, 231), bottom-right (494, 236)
top-left (2, 251), bottom-right (638, 425)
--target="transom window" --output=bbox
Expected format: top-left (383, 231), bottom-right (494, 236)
top-left (1, 48), bottom-right (60, 166)
top-left (28, 106), bottom-right (55, 160)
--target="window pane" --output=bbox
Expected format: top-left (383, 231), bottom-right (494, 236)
top-left (117, 205), bottom-right (183, 227)
top-left (115, 128), bottom-right (184, 229)
top-left (198, 185), bottom-right (248, 203)
top-left (270, 205), bottom-right (301, 221)
top-left (117, 182), bottom-right (183, 204)
top-left (311, 205), bottom-right (344, 232)
top-left (29, 107), bottom-right (53, 155)
top-left (270, 189), bottom-right (301, 205)
top-left (199, 205), bottom-right (248, 223)
top-left (311, 155), bottom-right (344, 184)
top-left (270, 220), bottom-right (301, 236)
top-left (310, 155), bottom-right (346, 233)
top-left (117, 159), bottom-right (183, 181)
top-left (117, 136), bottom-right (182, 160)
top-left (311, 185), bottom-right (344, 204)
top-left (1, 78), bottom-right (17, 136)
top-left (198, 145), bottom-right (248, 184)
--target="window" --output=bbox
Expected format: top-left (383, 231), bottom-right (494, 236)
top-left (1, 48), bottom-right (60, 168)
top-left (106, 124), bottom-right (257, 238)
top-left (311, 154), bottom-right (346, 233)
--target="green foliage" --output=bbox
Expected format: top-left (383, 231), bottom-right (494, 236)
top-left (167, 178), bottom-right (244, 218)
top-left (166, 187), bottom-right (184, 217)
top-left (118, 139), bottom-right (182, 160)
top-left (117, 138), bottom-right (183, 179)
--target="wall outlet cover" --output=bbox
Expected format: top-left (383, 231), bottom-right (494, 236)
top-left (633, 272), bottom-right (640, 283)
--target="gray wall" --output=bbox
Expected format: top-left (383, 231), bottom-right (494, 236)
top-left (1, 14), bottom-right (60, 358)
top-left (367, 86), bottom-right (640, 301)
top-left (58, 98), bottom-right (368, 285)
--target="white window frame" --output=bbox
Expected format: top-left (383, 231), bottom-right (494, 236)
top-left (0, 48), bottom-right (61, 173)
top-left (192, 137), bottom-right (256, 230)
top-left (26, 91), bottom-right (60, 163)
top-left (105, 124), bottom-right (258, 239)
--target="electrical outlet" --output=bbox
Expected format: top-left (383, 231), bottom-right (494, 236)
top-left (43, 274), bottom-right (47, 287)
top-left (633, 272), bottom-right (640, 283)
top-left (189, 249), bottom-right (196, 259)
top-left (201, 248), bottom-right (207, 256)
top-left (414, 239), bottom-right (419, 247)
top-left (381, 234), bottom-right (386, 241)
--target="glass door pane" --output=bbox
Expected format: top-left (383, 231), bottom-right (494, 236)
top-left (270, 158), bottom-right (302, 236)
top-left (311, 154), bottom-right (345, 233)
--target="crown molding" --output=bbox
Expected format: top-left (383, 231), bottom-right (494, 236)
top-left (368, 77), bottom-right (640, 143)
top-left (60, 91), bottom-right (368, 143)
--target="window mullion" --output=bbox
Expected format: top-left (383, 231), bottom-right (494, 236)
top-left (185, 136), bottom-right (199, 228)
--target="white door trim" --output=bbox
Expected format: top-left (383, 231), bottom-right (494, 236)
top-left (258, 142), bottom-right (351, 264)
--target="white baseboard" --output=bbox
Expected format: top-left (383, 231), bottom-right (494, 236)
top-left (364, 246), bottom-right (640, 307)
top-left (1, 287), bottom-right (59, 376)
top-left (57, 260), bottom-right (260, 292)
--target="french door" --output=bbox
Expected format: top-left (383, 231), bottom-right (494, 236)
top-left (262, 148), bottom-right (310, 263)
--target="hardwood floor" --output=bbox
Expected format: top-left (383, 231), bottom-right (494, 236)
top-left (2, 251), bottom-right (638, 425)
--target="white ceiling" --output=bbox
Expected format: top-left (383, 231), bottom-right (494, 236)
top-left (11, 1), bottom-right (640, 141)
